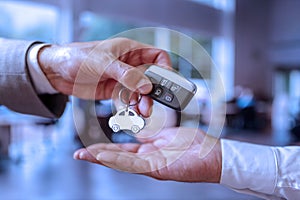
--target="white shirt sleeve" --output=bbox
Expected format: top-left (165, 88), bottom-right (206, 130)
top-left (27, 43), bottom-right (58, 94)
top-left (220, 139), bottom-right (300, 200)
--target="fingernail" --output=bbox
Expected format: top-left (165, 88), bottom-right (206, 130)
top-left (79, 151), bottom-right (85, 159)
top-left (73, 152), bottom-right (79, 160)
top-left (137, 79), bottom-right (152, 93)
top-left (96, 152), bottom-right (111, 163)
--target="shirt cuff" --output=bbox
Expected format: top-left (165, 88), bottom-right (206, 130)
top-left (220, 139), bottom-right (277, 195)
top-left (27, 43), bottom-right (58, 94)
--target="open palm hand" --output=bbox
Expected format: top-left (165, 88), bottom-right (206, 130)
top-left (74, 127), bottom-right (222, 183)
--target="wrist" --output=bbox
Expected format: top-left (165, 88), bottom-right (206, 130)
top-left (27, 43), bottom-right (58, 94)
top-left (38, 44), bottom-right (56, 74)
top-left (209, 139), bottom-right (222, 183)
top-left (38, 44), bottom-right (76, 93)
top-left (38, 44), bottom-right (79, 80)
top-left (199, 136), bottom-right (222, 183)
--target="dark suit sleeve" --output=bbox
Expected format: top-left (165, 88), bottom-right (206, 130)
top-left (0, 38), bottom-right (68, 118)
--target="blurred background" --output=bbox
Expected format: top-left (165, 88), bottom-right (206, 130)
top-left (0, 0), bottom-right (300, 199)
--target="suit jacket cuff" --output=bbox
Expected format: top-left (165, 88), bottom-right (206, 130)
top-left (0, 38), bottom-right (68, 118)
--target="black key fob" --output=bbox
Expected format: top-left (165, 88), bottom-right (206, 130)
top-left (145, 65), bottom-right (197, 111)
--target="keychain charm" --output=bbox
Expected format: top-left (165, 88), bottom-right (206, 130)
top-left (108, 107), bottom-right (145, 134)
top-left (108, 88), bottom-right (145, 134)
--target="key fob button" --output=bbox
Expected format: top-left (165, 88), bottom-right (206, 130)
top-left (160, 79), bottom-right (172, 89)
top-left (153, 87), bottom-right (163, 97)
top-left (145, 65), bottom-right (197, 111)
top-left (160, 79), bottom-right (168, 86)
top-left (170, 84), bottom-right (181, 92)
top-left (164, 93), bottom-right (174, 102)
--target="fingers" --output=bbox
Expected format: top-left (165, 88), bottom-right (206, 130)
top-left (87, 143), bottom-right (141, 153)
top-left (120, 47), bottom-right (172, 69)
top-left (96, 151), bottom-right (152, 173)
top-left (141, 48), bottom-right (172, 69)
top-left (103, 61), bottom-right (154, 117)
top-left (72, 79), bottom-right (118, 100)
top-left (105, 61), bottom-right (153, 94)
top-left (94, 147), bottom-right (168, 173)
top-left (73, 148), bottom-right (99, 164)
top-left (74, 148), bottom-right (160, 177)
top-left (73, 143), bottom-right (142, 167)
top-left (137, 95), bottom-right (153, 117)
top-left (73, 143), bottom-right (153, 172)
top-left (74, 143), bottom-right (142, 160)
top-left (104, 42), bottom-right (172, 95)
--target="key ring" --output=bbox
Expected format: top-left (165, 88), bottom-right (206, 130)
top-left (119, 87), bottom-right (142, 108)
top-left (109, 88), bottom-right (145, 134)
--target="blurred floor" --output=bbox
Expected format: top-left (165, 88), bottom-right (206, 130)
top-left (1, 117), bottom-right (294, 200)
top-left (0, 152), bottom-right (261, 200)
top-left (0, 128), bottom-right (267, 200)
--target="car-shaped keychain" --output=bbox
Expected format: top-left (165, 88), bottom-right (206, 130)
top-left (108, 108), bottom-right (145, 134)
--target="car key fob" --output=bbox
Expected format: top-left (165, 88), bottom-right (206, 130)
top-left (144, 65), bottom-right (197, 111)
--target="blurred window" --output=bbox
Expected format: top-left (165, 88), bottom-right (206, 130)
top-left (274, 68), bottom-right (300, 117)
top-left (189, 0), bottom-right (235, 11)
top-left (0, 1), bottom-right (58, 42)
top-left (78, 11), bottom-right (212, 80)
top-left (79, 11), bottom-right (138, 41)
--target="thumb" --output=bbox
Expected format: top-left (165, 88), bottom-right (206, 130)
top-left (106, 61), bottom-right (153, 94)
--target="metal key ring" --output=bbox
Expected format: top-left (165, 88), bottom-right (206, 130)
top-left (119, 87), bottom-right (142, 107)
